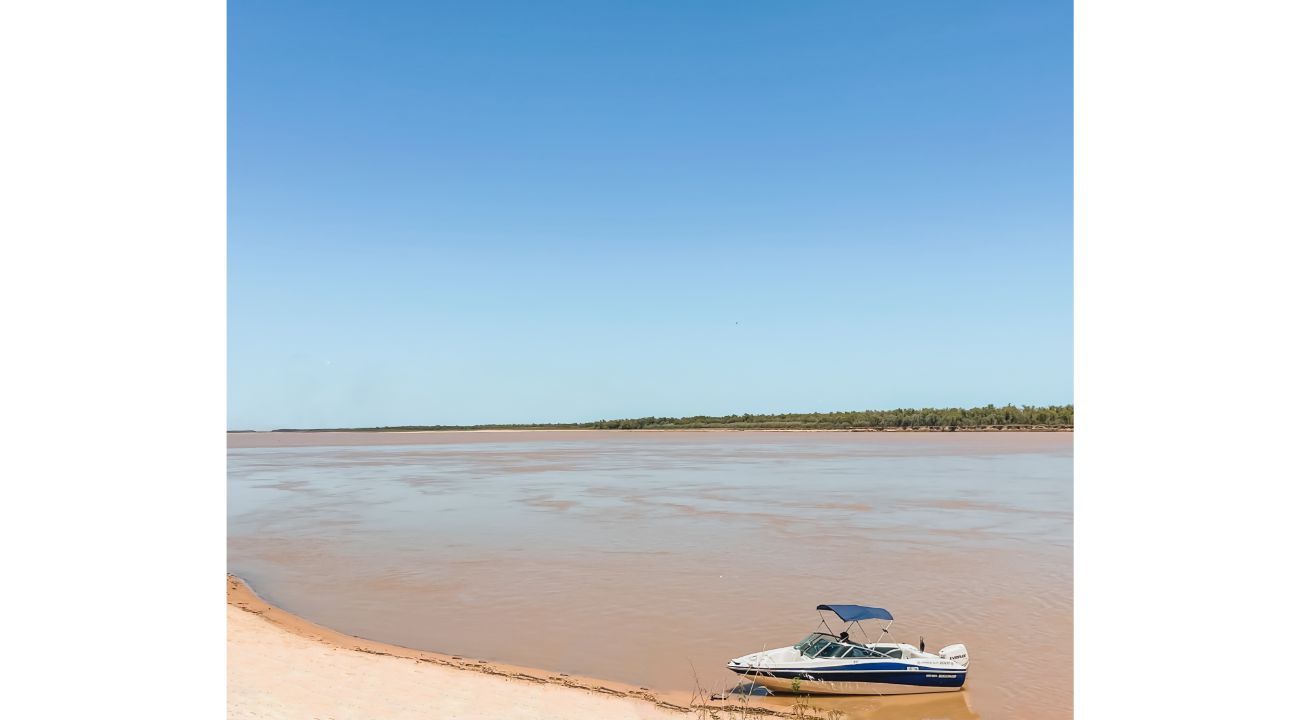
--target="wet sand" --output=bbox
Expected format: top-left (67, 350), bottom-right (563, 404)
top-left (229, 431), bottom-right (1070, 719)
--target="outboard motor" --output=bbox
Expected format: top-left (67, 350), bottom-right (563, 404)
top-left (939, 643), bottom-right (970, 668)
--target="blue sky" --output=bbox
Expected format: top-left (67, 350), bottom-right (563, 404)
top-left (229, 0), bottom-right (1072, 430)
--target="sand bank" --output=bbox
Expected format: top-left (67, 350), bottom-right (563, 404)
top-left (228, 575), bottom-right (790, 719)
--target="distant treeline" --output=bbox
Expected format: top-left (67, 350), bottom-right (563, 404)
top-left (271, 404), bottom-right (1073, 432)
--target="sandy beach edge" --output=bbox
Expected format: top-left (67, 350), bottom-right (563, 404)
top-left (227, 574), bottom-right (792, 718)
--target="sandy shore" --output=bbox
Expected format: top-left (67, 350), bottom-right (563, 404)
top-left (228, 575), bottom-right (786, 720)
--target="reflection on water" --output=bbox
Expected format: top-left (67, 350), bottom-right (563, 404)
top-left (733, 683), bottom-right (980, 720)
top-left (228, 430), bottom-right (1071, 719)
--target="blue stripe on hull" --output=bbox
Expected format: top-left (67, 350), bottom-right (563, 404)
top-left (731, 668), bottom-right (966, 689)
top-left (732, 673), bottom-right (965, 696)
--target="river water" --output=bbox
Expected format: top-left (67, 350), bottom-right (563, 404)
top-left (228, 430), bottom-right (1072, 719)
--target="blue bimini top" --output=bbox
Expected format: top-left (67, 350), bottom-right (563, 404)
top-left (816, 604), bottom-right (894, 622)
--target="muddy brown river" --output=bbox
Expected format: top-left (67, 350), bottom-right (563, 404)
top-left (228, 430), bottom-right (1072, 719)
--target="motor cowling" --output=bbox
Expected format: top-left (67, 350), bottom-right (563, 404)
top-left (939, 643), bottom-right (969, 668)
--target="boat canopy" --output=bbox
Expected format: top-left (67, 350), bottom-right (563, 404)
top-left (816, 604), bottom-right (894, 622)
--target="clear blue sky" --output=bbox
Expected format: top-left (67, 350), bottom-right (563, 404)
top-left (229, 0), bottom-right (1072, 430)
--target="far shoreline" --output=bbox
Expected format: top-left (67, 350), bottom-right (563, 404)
top-left (228, 426), bottom-right (1073, 449)
top-left (231, 405), bottom-right (1073, 435)
top-left (231, 426), bottom-right (1073, 434)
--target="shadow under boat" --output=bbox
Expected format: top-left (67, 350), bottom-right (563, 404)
top-left (727, 681), bottom-right (981, 720)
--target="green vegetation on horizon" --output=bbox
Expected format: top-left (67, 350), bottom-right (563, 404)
top-left (270, 404), bottom-right (1073, 432)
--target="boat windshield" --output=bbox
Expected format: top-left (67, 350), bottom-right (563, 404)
top-left (794, 634), bottom-right (911, 660)
top-left (817, 643), bottom-right (854, 658)
top-left (794, 634), bottom-right (836, 658)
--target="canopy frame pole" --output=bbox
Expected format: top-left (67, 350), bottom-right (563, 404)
top-left (872, 620), bottom-right (894, 645)
top-left (849, 619), bottom-right (867, 643)
top-left (816, 610), bottom-right (834, 636)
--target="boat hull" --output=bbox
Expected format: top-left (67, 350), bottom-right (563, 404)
top-left (730, 669), bottom-right (966, 696)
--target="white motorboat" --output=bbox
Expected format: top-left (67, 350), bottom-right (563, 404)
top-left (726, 604), bottom-right (969, 695)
